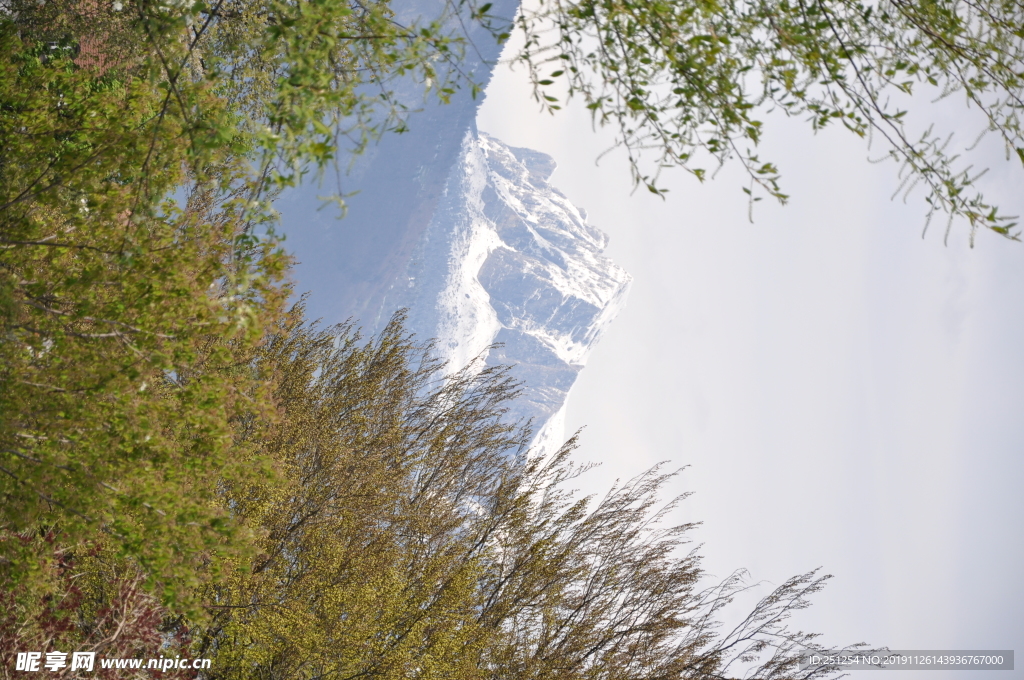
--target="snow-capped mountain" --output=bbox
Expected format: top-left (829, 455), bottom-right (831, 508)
top-left (274, 0), bottom-right (629, 452)
top-left (373, 130), bottom-right (632, 451)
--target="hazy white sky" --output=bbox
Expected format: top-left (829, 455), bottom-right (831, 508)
top-left (477, 37), bottom-right (1024, 677)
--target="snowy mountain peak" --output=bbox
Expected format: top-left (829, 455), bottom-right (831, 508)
top-left (381, 129), bottom-right (631, 452)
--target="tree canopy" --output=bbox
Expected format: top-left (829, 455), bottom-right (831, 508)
top-left (0, 12), bottom-right (287, 608)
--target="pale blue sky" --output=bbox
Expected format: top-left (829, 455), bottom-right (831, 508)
top-left (478, 37), bottom-right (1024, 677)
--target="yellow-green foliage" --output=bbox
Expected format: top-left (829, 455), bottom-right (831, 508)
top-left (0, 9), bottom-right (288, 611)
top-left (195, 309), bottom-right (527, 678)
top-left (192, 309), bottom-right (840, 680)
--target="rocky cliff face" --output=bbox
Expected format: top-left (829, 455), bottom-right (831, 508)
top-left (375, 130), bottom-right (631, 452)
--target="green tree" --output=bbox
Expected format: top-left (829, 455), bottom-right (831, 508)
top-left (193, 308), bottom-right (527, 679)
top-left (0, 12), bottom-right (288, 609)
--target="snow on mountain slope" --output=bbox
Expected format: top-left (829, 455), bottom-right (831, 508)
top-left (377, 129), bottom-right (631, 452)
